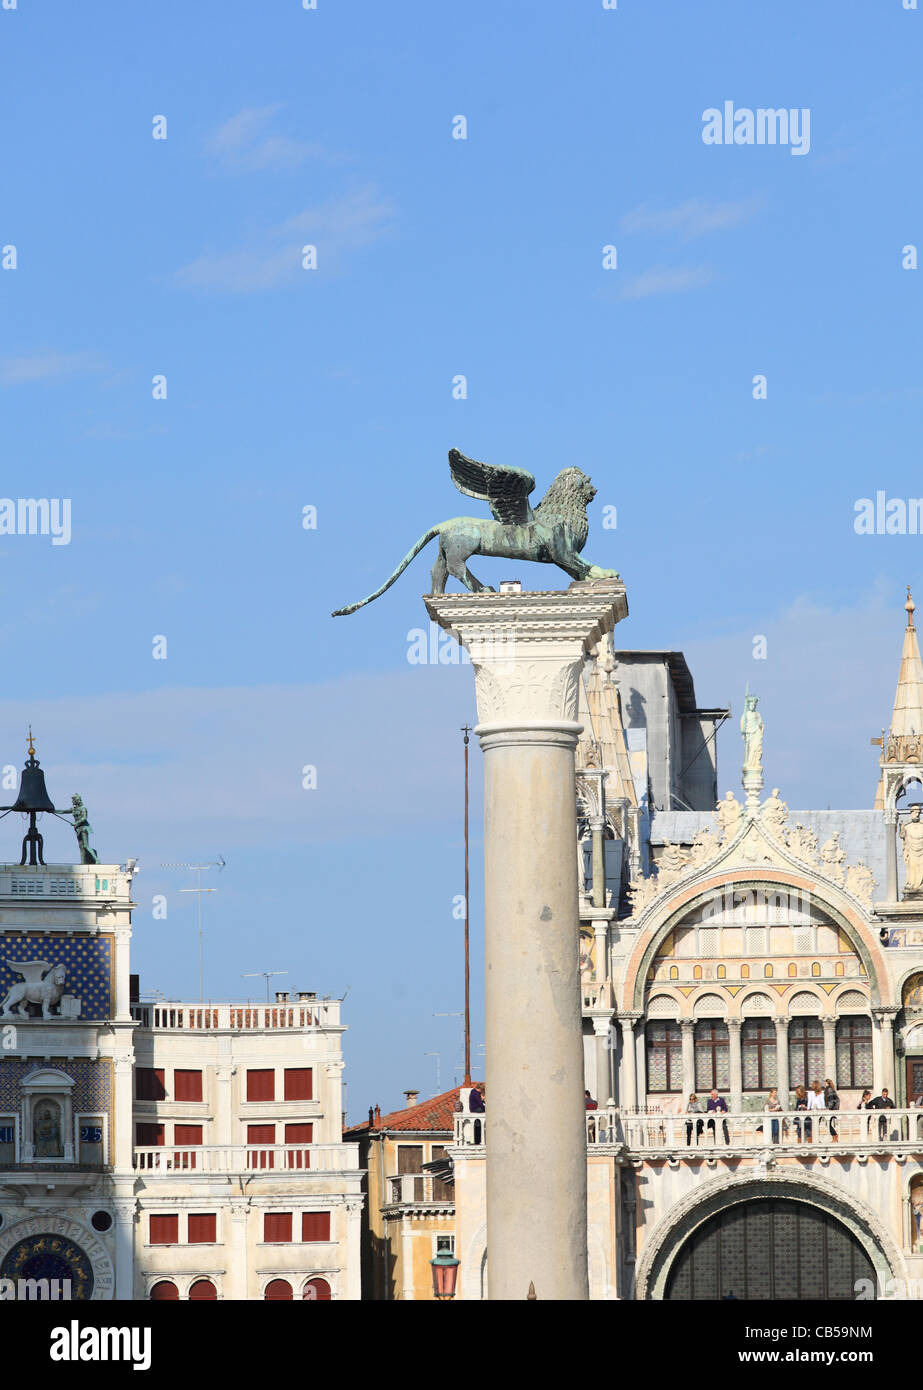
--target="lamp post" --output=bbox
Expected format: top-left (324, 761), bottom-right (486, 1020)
top-left (430, 1249), bottom-right (460, 1301)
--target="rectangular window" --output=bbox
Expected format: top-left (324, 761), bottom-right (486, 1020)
top-left (264, 1212), bottom-right (292, 1243)
top-left (174, 1069), bottom-right (203, 1102)
top-left (431, 1144), bottom-right (452, 1201)
top-left (836, 1016), bottom-right (873, 1089)
top-left (698, 927), bottom-right (720, 958)
top-left (745, 926), bottom-right (768, 956)
top-left (248, 1123), bottom-right (275, 1170)
top-left (174, 1124), bottom-right (202, 1145)
top-left (188, 1213), bottom-right (217, 1244)
top-left (283, 1068), bottom-right (313, 1101)
top-left (284, 1122), bottom-right (312, 1170)
top-left (741, 1020), bottom-right (778, 1091)
top-left (788, 1018), bottom-right (824, 1089)
top-left (78, 1116), bottom-right (104, 1165)
top-left (136, 1067), bottom-right (166, 1101)
top-left (246, 1069), bottom-right (275, 1102)
top-left (301, 1212), bottom-right (330, 1242)
top-left (694, 1020), bottom-right (730, 1092)
top-left (646, 1022), bottom-right (683, 1093)
top-left (0, 1117), bottom-right (15, 1165)
top-left (149, 1214), bottom-right (178, 1245)
top-left (136, 1122), bottom-right (164, 1147)
top-left (436, 1235), bottom-right (455, 1254)
top-left (397, 1145), bottom-right (423, 1174)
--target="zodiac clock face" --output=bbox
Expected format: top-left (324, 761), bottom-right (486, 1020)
top-left (0, 1232), bottom-right (95, 1298)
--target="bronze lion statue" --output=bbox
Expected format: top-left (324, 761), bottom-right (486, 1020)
top-left (332, 448), bottom-right (618, 616)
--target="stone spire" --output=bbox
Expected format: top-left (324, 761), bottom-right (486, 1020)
top-left (884, 587), bottom-right (923, 765)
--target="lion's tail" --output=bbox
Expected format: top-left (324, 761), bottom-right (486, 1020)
top-left (331, 526), bottom-right (441, 616)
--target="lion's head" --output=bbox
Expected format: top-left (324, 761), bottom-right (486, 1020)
top-left (533, 467), bottom-right (595, 547)
top-left (50, 965), bottom-right (66, 986)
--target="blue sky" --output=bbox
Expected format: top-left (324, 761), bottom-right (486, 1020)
top-left (0, 1), bottom-right (920, 1117)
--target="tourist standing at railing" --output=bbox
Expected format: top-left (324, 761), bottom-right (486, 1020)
top-left (584, 1090), bottom-right (598, 1111)
top-left (685, 1094), bottom-right (704, 1146)
top-left (764, 1087), bottom-right (782, 1144)
top-left (793, 1084), bottom-right (809, 1142)
top-left (822, 1078), bottom-right (840, 1141)
top-left (807, 1080), bottom-right (827, 1142)
top-left (857, 1089), bottom-right (873, 1141)
top-left (868, 1087), bottom-right (895, 1141)
top-left (706, 1089), bottom-right (729, 1145)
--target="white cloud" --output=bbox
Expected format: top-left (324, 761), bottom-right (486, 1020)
top-left (204, 104), bottom-right (333, 171)
top-left (616, 265), bottom-right (716, 301)
top-left (0, 352), bottom-right (104, 386)
top-left (621, 196), bottom-right (762, 240)
top-left (173, 185), bottom-right (395, 292)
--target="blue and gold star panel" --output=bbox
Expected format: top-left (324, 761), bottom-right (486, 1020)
top-left (0, 1058), bottom-right (111, 1118)
top-left (0, 935), bottom-right (112, 1020)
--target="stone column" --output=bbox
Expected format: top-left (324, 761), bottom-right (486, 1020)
top-left (344, 1199), bottom-right (363, 1300)
top-left (593, 921), bottom-right (608, 985)
top-left (774, 1017), bottom-right (790, 1105)
top-left (593, 1018), bottom-right (612, 1103)
top-left (426, 579), bottom-right (628, 1302)
top-left (113, 923), bottom-right (132, 1021)
top-left (112, 1197), bottom-right (136, 1300)
top-left (728, 1019), bottom-right (743, 1112)
top-left (681, 1019), bottom-right (696, 1098)
top-left (885, 813), bottom-right (899, 902)
top-left (228, 1203), bottom-right (250, 1300)
top-left (874, 1008), bottom-right (897, 1097)
top-left (619, 1013), bottom-right (640, 1111)
top-left (822, 1015), bottom-right (837, 1085)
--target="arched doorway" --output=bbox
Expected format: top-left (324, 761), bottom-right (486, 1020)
top-left (149, 1281), bottom-right (178, 1301)
top-left (189, 1279), bottom-right (217, 1300)
top-left (665, 1197), bottom-right (874, 1300)
top-left (264, 1278), bottom-right (293, 1300)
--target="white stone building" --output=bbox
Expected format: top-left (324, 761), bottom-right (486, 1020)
top-left (450, 592), bottom-right (923, 1301)
top-left (0, 744), bottom-right (362, 1300)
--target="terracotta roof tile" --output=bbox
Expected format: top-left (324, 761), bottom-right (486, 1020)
top-left (344, 1083), bottom-right (483, 1136)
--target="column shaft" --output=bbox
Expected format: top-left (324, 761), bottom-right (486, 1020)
top-left (681, 1020), bottom-right (696, 1099)
top-left (620, 1017), bottom-right (638, 1111)
top-left (728, 1020), bottom-right (743, 1112)
top-left (774, 1018), bottom-right (789, 1105)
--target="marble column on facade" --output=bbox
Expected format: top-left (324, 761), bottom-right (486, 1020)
top-left (228, 1203), bottom-right (250, 1300)
top-left (113, 1197), bottom-right (136, 1300)
top-left (344, 1199), bottom-right (363, 1300)
top-left (113, 923), bottom-right (133, 1021)
top-left (774, 1017), bottom-right (790, 1105)
top-left (214, 1063), bottom-right (234, 1146)
top-left (822, 1015), bottom-right (837, 1086)
top-left (113, 1055), bottom-right (134, 1171)
top-left (728, 1018), bottom-right (743, 1113)
top-left (681, 1019), bottom-right (696, 1099)
top-left (619, 1013), bottom-right (640, 1111)
top-left (426, 579), bottom-right (628, 1301)
top-left (874, 1008), bottom-right (898, 1097)
top-left (885, 810), bottom-right (899, 902)
top-left (593, 1018), bottom-right (612, 1104)
top-left (593, 920), bottom-right (608, 984)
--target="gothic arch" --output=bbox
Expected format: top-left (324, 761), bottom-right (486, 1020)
top-left (623, 869), bottom-right (891, 1013)
top-left (634, 1169), bottom-right (904, 1301)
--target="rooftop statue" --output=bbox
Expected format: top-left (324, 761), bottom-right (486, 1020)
top-left (332, 448), bottom-right (619, 616)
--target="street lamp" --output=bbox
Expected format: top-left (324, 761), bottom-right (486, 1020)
top-left (430, 1249), bottom-right (460, 1300)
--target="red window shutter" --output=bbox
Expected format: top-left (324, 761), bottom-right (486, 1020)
top-left (264, 1212), bottom-right (292, 1243)
top-left (188, 1214), bottom-right (217, 1244)
top-left (149, 1214), bottom-right (178, 1245)
top-left (304, 1277), bottom-right (331, 1301)
top-left (174, 1069), bottom-right (203, 1102)
top-left (188, 1279), bottom-right (217, 1300)
top-left (302, 1212), bottom-right (330, 1242)
top-left (248, 1123), bottom-right (275, 1169)
top-left (136, 1068), bottom-right (166, 1101)
top-left (247, 1069), bottom-right (275, 1102)
top-left (283, 1068), bottom-right (313, 1101)
top-left (174, 1124), bottom-right (203, 1145)
top-left (150, 1280), bottom-right (178, 1300)
top-left (136, 1123), bottom-right (164, 1147)
top-left (284, 1123), bottom-right (313, 1143)
top-left (264, 1279), bottom-right (293, 1300)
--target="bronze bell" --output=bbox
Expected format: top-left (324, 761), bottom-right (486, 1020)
top-left (10, 757), bottom-right (56, 814)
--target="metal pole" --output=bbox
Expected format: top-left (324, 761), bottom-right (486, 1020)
top-left (463, 724), bottom-right (472, 1085)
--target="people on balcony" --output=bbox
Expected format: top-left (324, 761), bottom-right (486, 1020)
top-left (764, 1087), bottom-right (782, 1143)
top-left (705, 1089), bottom-right (729, 1145)
top-left (793, 1084), bottom-right (809, 1142)
top-left (868, 1087), bottom-right (895, 1140)
top-left (823, 1078), bottom-right (840, 1141)
top-left (685, 1094), bottom-right (704, 1146)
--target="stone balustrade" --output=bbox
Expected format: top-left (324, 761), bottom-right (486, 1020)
top-left (133, 1142), bottom-right (359, 1174)
top-left (130, 999), bottom-right (339, 1031)
top-left (383, 1173), bottom-right (453, 1207)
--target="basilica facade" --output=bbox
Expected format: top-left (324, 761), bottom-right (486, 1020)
top-left (450, 591), bottom-right (923, 1300)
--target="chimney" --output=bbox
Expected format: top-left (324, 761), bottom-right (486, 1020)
top-left (404, 1089), bottom-right (419, 1109)
top-left (373, 1105), bottom-right (381, 1127)
top-left (297, 991), bottom-right (316, 1002)
top-left (274, 991), bottom-right (290, 1003)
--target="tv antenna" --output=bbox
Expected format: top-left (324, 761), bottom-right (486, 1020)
top-left (161, 856), bottom-right (226, 1002)
top-left (242, 971), bottom-right (289, 1003)
top-left (424, 1051), bottom-right (441, 1093)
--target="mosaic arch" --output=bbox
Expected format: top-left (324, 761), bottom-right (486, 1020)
top-left (623, 871), bottom-right (891, 1013)
top-left (635, 1171), bottom-right (903, 1301)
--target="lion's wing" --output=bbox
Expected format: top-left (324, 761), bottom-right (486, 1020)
top-left (448, 448), bottom-right (535, 527)
top-left (5, 960), bottom-right (51, 982)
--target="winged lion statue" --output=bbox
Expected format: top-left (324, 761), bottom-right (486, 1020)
top-left (332, 448), bottom-right (618, 616)
top-left (1, 959), bottom-right (67, 1018)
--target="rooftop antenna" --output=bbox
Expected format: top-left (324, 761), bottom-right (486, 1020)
top-left (161, 856), bottom-right (226, 1002)
top-left (242, 970), bottom-right (288, 1003)
top-left (435, 1010), bottom-right (465, 1081)
top-left (424, 1051), bottom-right (441, 1094)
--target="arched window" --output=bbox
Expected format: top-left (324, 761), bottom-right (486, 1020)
top-left (835, 962), bottom-right (844, 977)
top-left (646, 1022), bottom-right (682, 1093)
top-left (150, 1281), bottom-right (178, 1301)
top-left (741, 965), bottom-right (750, 979)
top-left (742, 1020), bottom-right (778, 1091)
top-left (264, 1279), bottom-right (293, 1301)
top-left (835, 1017), bottom-right (873, 1089)
top-left (304, 1278), bottom-right (332, 1300)
top-left (764, 964), bottom-right (773, 978)
top-left (788, 963), bottom-right (798, 978)
top-left (694, 1020), bottom-right (729, 1092)
top-left (693, 966), bottom-right (702, 981)
top-left (669, 965), bottom-right (678, 981)
top-left (788, 1018), bottom-right (824, 1088)
top-left (811, 962), bottom-right (821, 977)
top-left (189, 1280), bottom-right (217, 1301)
top-left (717, 965), bottom-right (726, 980)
